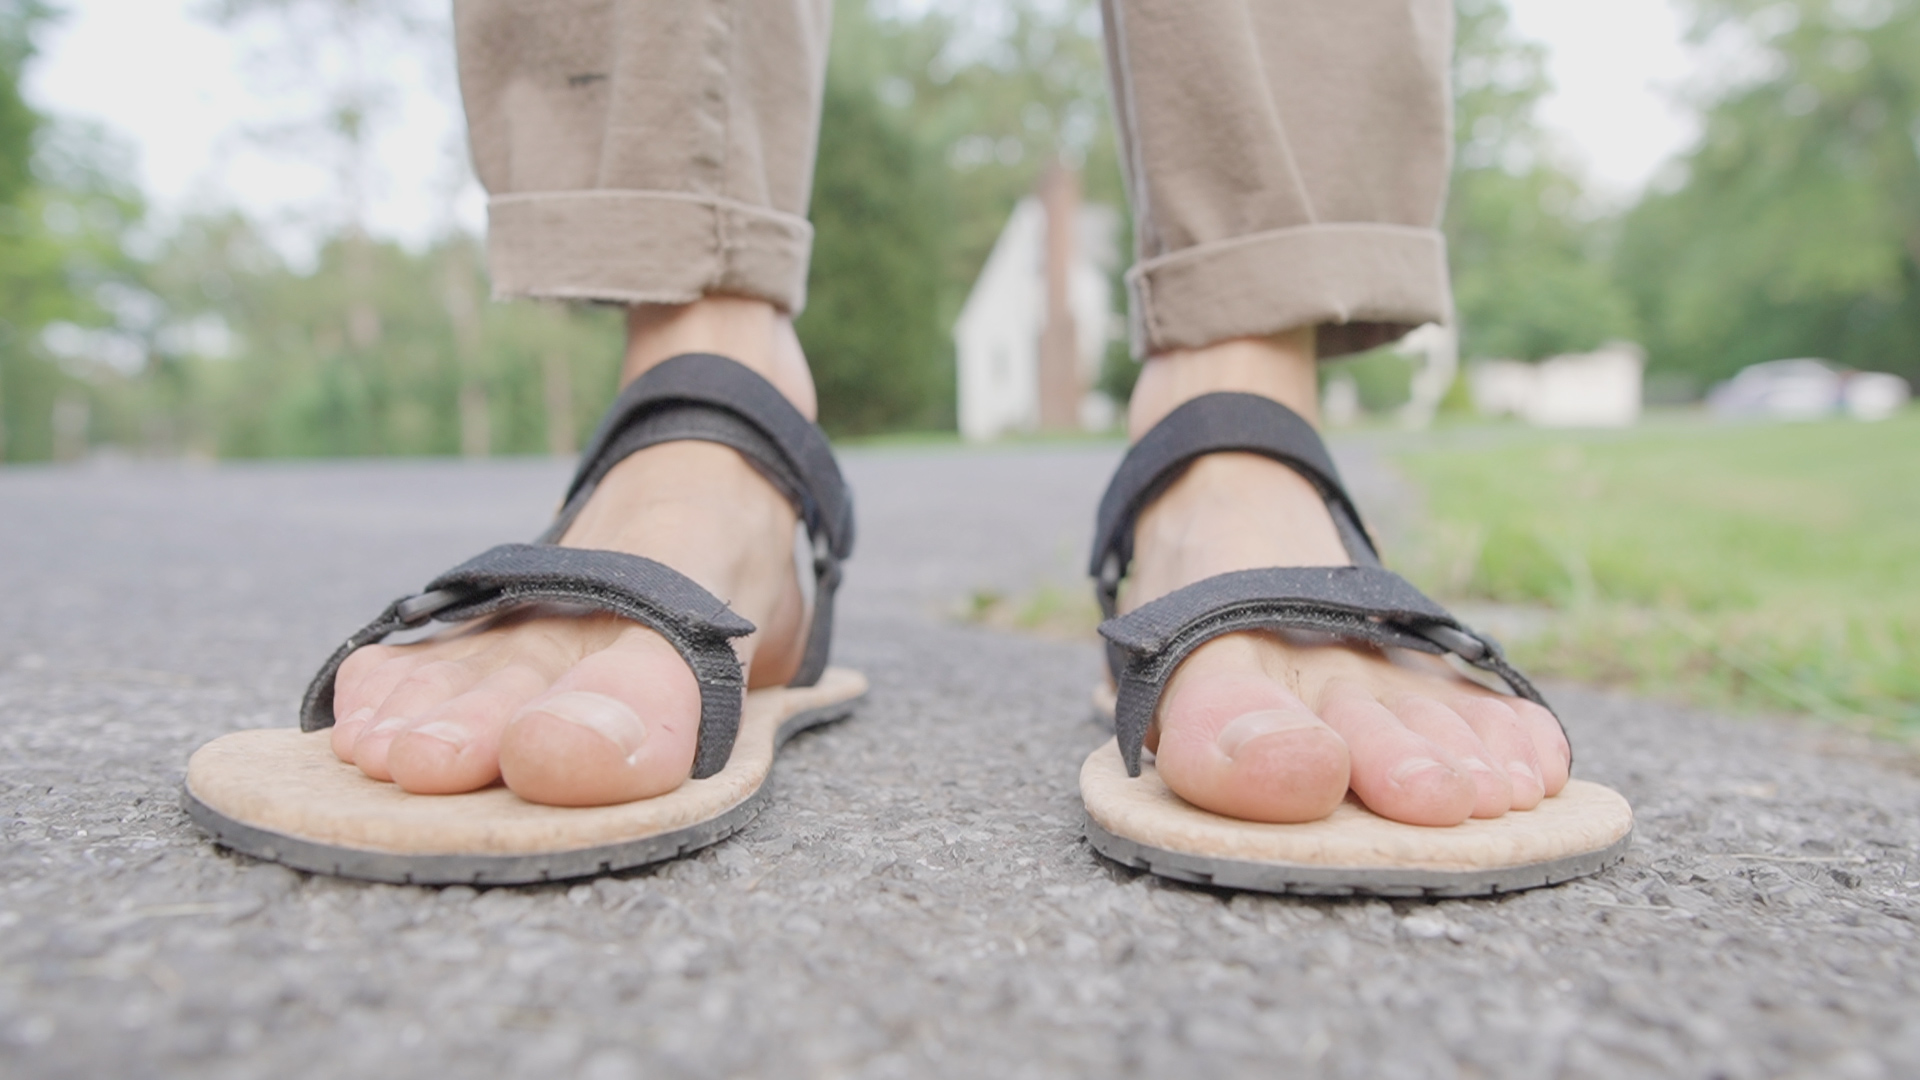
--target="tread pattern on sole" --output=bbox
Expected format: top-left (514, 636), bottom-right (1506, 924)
top-left (181, 698), bottom-right (859, 886)
top-left (1083, 814), bottom-right (1632, 898)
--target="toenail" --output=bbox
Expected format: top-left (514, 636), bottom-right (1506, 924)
top-left (1460, 756), bottom-right (1494, 774)
top-left (532, 692), bottom-right (648, 761)
top-left (339, 707), bottom-right (373, 730)
top-left (409, 722), bottom-right (470, 752)
top-left (1386, 757), bottom-right (1448, 787)
top-left (1216, 710), bottom-right (1320, 758)
top-left (370, 715), bottom-right (411, 735)
top-left (1509, 760), bottom-right (1543, 785)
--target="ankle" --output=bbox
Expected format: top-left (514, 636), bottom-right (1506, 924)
top-left (625, 296), bottom-right (819, 420)
top-left (1127, 326), bottom-right (1318, 439)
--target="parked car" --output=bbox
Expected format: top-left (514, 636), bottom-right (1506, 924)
top-left (1708, 359), bottom-right (1910, 421)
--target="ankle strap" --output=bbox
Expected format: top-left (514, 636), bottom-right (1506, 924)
top-left (546, 353), bottom-right (853, 688)
top-left (1087, 392), bottom-right (1378, 621)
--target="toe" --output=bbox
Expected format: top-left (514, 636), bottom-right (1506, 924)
top-left (498, 625), bottom-right (702, 807)
top-left (1317, 678), bottom-right (1476, 826)
top-left (1387, 694), bottom-right (1514, 818)
top-left (330, 644), bottom-right (409, 763)
top-left (1450, 695), bottom-right (1546, 811)
top-left (385, 664), bottom-right (550, 794)
top-left (1512, 699), bottom-right (1572, 796)
top-left (331, 706), bottom-right (376, 764)
top-left (351, 658), bottom-right (485, 781)
top-left (1153, 639), bottom-right (1351, 823)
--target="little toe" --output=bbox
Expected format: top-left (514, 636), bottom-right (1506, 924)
top-left (331, 706), bottom-right (376, 765)
top-left (330, 645), bottom-right (412, 763)
top-left (1317, 678), bottom-right (1476, 826)
top-left (1449, 695), bottom-right (1546, 810)
top-left (351, 658), bottom-right (485, 781)
top-left (1387, 694), bottom-right (1514, 819)
top-left (386, 664), bottom-right (551, 795)
top-left (498, 625), bottom-right (702, 807)
top-left (1512, 698), bottom-right (1572, 796)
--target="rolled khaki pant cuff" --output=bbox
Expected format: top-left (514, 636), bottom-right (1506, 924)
top-left (485, 191), bottom-right (815, 312)
top-left (1126, 223), bottom-right (1451, 357)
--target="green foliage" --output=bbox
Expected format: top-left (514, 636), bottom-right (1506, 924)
top-left (798, 34), bottom-right (955, 435)
top-left (1446, 0), bottom-right (1638, 362)
top-left (0, 1), bottom-right (46, 206)
top-left (800, 0), bottom-right (1123, 432)
top-left (1617, 0), bottom-right (1920, 385)
top-left (1395, 414), bottom-right (1920, 730)
top-left (0, 4), bottom-right (149, 462)
top-left (1341, 348), bottom-right (1417, 412)
top-left (113, 219), bottom-right (623, 458)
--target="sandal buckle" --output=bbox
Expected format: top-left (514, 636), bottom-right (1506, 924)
top-left (1411, 621), bottom-right (1498, 662)
top-left (395, 587), bottom-right (470, 626)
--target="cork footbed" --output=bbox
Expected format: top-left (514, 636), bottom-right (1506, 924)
top-left (1081, 738), bottom-right (1633, 895)
top-left (183, 667), bottom-right (866, 883)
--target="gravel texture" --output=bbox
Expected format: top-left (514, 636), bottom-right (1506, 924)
top-left (2, 443), bottom-right (1917, 1080)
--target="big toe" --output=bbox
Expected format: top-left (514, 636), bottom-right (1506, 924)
top-left (1153, 659), bottom-right (1351, 824)
top-left (498, 626), bottom-right (703, 806)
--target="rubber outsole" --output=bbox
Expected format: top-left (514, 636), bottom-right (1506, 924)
top-left (1085, 814), bottom-right (1632, 898)
top-left (181, 694), bottom-right (859, 887)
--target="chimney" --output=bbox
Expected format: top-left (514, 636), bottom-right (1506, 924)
top-left (1036, 161), bottom-right (1082, 432)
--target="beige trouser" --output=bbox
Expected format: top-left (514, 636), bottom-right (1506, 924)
top-left (454, 0), bottom-right (1453, 358)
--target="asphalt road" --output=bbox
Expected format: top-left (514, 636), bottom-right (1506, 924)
top-left (1, 443), bottom-right (1916, 1079)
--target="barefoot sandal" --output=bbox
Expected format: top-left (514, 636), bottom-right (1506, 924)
top-left (183, 354), bottom-right (866, 885)
top-left (1081, 392), bottom-right (1632, 897)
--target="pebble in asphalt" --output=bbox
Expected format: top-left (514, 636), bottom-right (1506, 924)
top-left (1, 444), bottom-right (1917, 1079)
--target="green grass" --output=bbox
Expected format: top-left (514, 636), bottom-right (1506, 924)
top-left (1390, 410), bottom-right (1920, 734)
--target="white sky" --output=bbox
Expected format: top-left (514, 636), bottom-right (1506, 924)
top-left (25, 0), bottom-right (1700, 256)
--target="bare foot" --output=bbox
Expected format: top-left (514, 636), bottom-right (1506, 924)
top-left (327, 296), bottom-right (818, 806)
top-left (1122, 330), bottom-right (1571, 827)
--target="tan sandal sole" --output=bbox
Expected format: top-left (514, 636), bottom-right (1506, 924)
top-left (1081, 738), bottom-right (1633, 897)
top-left (183, 667), bottom-right (868, 885)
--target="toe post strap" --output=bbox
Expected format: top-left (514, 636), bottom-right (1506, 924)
top-left (300, 544), bottom-right (756, 778)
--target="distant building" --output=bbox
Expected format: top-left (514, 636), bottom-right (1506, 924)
top-left (954, 172), bottom-right (1120, 442)
top-left (1470, 342), bottom-right (1646, 427)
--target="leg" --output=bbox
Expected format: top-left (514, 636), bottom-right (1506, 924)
top-left (1102, 0), bottom-right (1569, 825)
top-left (329, 0), bottom-right (832, 806)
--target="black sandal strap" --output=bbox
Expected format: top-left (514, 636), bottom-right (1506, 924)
top-left (1089, 392), bottom-right (1566, 779)
top-left (543, 353), bottom-right (854, 687)
top-left (1088, 393), bottom-right (1380, 622)
top-left (300, 354), bottom-right (855, 781)
top-left (300, 544), bottom-right (756, 779)
top-left (1100, 566), bottom-right (1552, 777)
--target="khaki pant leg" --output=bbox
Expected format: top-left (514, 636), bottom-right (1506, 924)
top-left (1101, 0), bottom-right (1454, 357)
top-left (455, 0), bottom-right (832, 313)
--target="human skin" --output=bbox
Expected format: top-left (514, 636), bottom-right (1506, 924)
top-left (328, 300), bottom-right (1567, 824)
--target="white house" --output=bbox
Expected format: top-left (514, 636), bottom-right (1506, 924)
top-left (954, 195), bottom-right (1120, 442)
top-left (1470, 342), bottom-right (1645, 427)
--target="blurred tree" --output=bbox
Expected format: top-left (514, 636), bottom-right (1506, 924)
top-left (0, 0), bottom-right (53, 461)
top-left (801, 0), bottom-right (1125, 432)
top-left (799, 65), bottom-right (955, 434)
top-left (0, 2), bottom-right (146, 462)
top-left (1617, 0), bottom-right (1920, 385)
top-left (1444, 0), bottom-right (1638, 363)
top-left (132, 217), bottom-right (621, 458)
